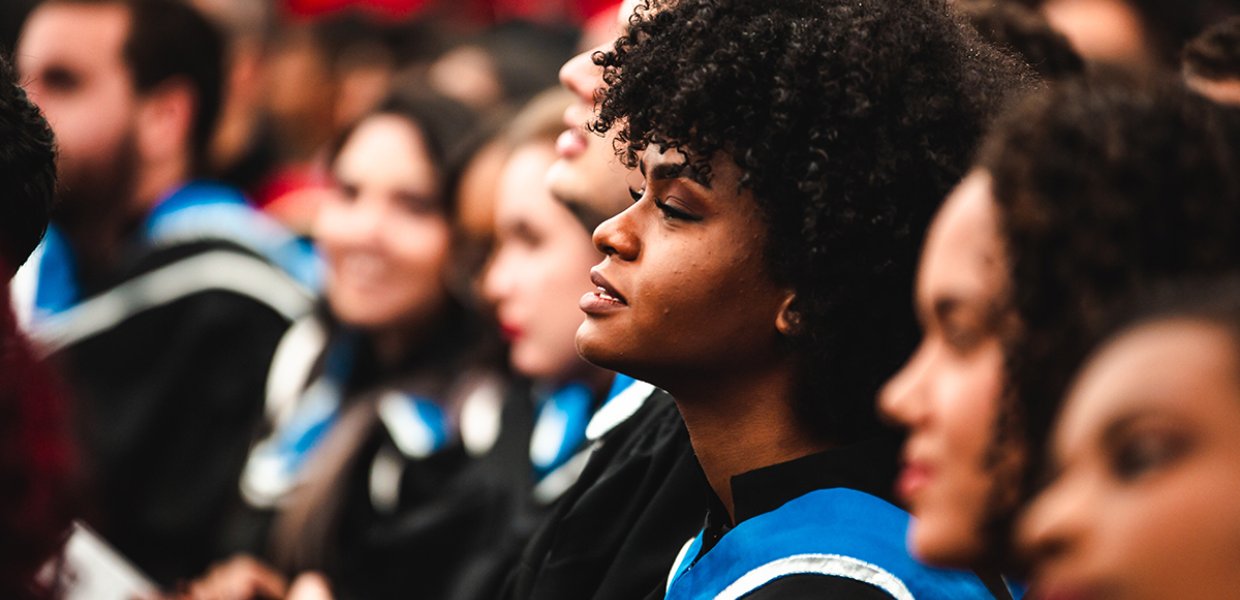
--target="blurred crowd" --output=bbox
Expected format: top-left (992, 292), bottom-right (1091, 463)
top-left (2, 0), bottom-right (1240, 599)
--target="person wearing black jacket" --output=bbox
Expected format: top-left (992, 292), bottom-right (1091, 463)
top-left (15, 0), bottom-right (315, 585)
top-left (578, 0), bottom-right (1032, 596)
top-left (190, 91), bottom-right (535, 600)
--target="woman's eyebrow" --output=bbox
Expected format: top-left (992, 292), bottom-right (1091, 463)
top-left (648, 162), bottom-right (686, 181)
top-left (641, 160), bottom-right (714, 190)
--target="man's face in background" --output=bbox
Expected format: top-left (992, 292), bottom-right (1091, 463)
top-left (18, 2), bottom-right (139, 228)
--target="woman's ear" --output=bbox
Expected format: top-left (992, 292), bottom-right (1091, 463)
top-left (775, 293), bottom-right (801, 336)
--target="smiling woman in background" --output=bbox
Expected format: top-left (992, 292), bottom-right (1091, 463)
top-left (190, 89), bottom-right (525, 600)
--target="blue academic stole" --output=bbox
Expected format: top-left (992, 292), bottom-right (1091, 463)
top-left (666, 487), bottom-right (1003, 600)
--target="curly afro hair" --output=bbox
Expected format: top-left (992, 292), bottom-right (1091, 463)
top-left (954, 0), bottom-right (1084, 80)
top-left (979, 73), bottom-right (1240, 491)
top-left (592, 0), bottom-right (1033, 442)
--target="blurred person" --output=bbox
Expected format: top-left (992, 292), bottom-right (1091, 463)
top-left (1182, 16), bottom-right (1240, 106)
top-left (548, 0), bottom-right (634, 231)
top-left (955, 0), bottom-right (1085, 79)
top-left (882, 74), bottom-right (1240, 576)
top-left (195, 90), bottom-right (524, 600)
top-left (582, 0), bottom-right (1028, 597)
top-left (247, 20), bottom-right (342, 235)
top-left (1038, 0), bottom-right (1237, 71)
top-left (498, 3), bottom-right (709, 600)
top-left (14, 0), bottom-right (319, 313)
top-left (261, 24), bottom-right (338, 173)
top-left (14, 0), bottom-right (317, 584)
top-left (879, 171), bottom-right (1020, 572)
top-left (452, 88), bottom-right (654, 600)
top-left (484, 89), bottom-right (619, 492)
top-left (427, 20), bottom-right (579, 114)
top-left (990, 74), bottom-right (1240, 511)
top-left (190, 0), bottom-right (282, 195)
top-left (1018, 279), bottom-right (1240, 600)
top-left (0, 53), bottom-right (56, 283)
top-left (1038, 0), bottom-right (1159, 69)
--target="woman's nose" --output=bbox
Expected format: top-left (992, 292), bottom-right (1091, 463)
top-left (592, 203), bottom-right (640, 261)
top-left (559, 44), bottom-right (607, 106)
top-left (1017, 475), bottom-right (1089, 566)
top-left (879, 344), bottom-right (932, 427)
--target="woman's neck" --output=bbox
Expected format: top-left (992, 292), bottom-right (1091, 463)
top-left (670, 364), bottom-right (831, 524)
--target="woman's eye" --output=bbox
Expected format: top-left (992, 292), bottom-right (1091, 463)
top-left (395, 192), bottom-right (441, 215)
top-left (1110, 431), bottom-right (1190, 482)
top-left (942, 322), bottom-right (983, 353)
top-left (653, 196), bottom-right (702, 222)
top-left (336, 183), bottom-right (360, 202)
top-left (628, 187), bottom-right (644, 202)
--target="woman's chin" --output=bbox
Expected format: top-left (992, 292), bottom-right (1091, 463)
top-left (908, 517), bottom-right (989, 569)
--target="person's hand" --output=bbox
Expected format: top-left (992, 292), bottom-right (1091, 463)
top-left (286, 572), bottom-right (334, 600)
top-left (183, 555), bottom-right (288, 600)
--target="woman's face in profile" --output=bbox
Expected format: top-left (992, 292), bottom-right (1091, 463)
top-left (575, 146), bottom-right (793, 385)
top-left (880, 170), bottom-right (1021, 566)
top-left (316, 114), bottom-right (453, 332)
top-left (484, 142), bottom-right (601, 382)
top-left (1018, 318), bottom-right (1240, 600)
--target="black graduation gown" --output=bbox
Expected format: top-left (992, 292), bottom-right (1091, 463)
top-left (503, 390), bottom-right (708, 600)
top-left (219, 310), bottom-right (535, 600)
top-left (46, 239), bottom-right (307, 585)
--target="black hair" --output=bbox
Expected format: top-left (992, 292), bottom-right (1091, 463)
top-left (121, 0), bottom-right (224, 174)
top-left (1090, 276), bottom-right (1240, 370)
top-left (955, 0), bottom-right (1084, 80)
top-left (593, 0), bottom-right (1034, 441)
top-left (1183, 15), bottom-right (1240, 81)
top-left (979, 73), bottom-right (1240, 496)
top-left (0, 52), bottom-right (56, 277)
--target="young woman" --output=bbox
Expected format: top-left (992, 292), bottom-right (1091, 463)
top-left (881, 75), bottom-right (1240, 577)
top-left (484, 89), bottom-right (652, 500)
top-left (1018, 280), bottom-right (1240, 599)
top-left (192, 90), bottom-right (521, 600)
top-left (581, 0), bottom-right (1026, 597)
top-left (878, 171), bottom-right (1023, 570)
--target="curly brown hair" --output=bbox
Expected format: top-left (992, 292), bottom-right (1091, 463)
top-left (979, 72), bottom-right (1240, 493)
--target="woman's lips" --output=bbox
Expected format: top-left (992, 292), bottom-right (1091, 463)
top-left (581, 270), bottom-right (627, 315)
top-left (556, 128), bottom-right (588, 159)
top-left (499, 322), bottom-right (523, 342)
top-left (897, 460), bottom-right (933, 504)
